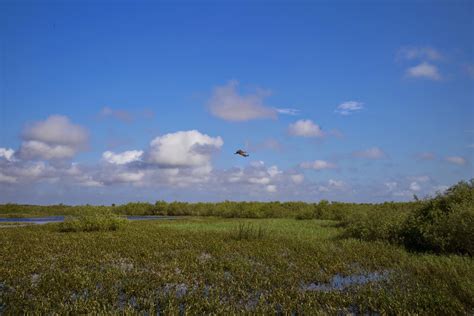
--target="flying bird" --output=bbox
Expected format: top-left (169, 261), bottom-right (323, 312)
top-left (234, 149), bottom-right (249, 157)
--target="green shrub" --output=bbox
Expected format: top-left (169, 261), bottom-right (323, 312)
top-left (401, 180), bottom-right (474, 255)
top-left (343, 209), bottom-right (407, 243)
top-left (59, 210), bottom-right (128, 232)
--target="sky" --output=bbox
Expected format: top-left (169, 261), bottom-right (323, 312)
top-left (0, 1), bottom-right (473, 204)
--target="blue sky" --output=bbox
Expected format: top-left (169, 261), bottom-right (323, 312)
top-left (0, 1), bottom-right (473, 204)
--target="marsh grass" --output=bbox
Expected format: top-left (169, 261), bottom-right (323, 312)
top-left (231, 222), bottom-right (267, 240)
top-left (58, 210), bottom-right (128, 232)
top-left (0, 218), bottom-right (472, 314)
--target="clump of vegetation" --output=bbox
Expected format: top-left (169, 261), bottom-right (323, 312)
top-left (344, 180), bottom-right (474, 255)
top-left (58, 209), bottom-right (128, 232)
top-left (401, 180), bottom-right (474, 255)
top-left (231, 222), bottom-right (267, 240)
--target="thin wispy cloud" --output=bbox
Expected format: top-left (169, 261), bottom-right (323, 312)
top-left (397, 46), bottom-right (442, 61)
top-left (464, 63), bottom-right (474, 79)
top-left (415, 152), bottom-right (436, 161)
top-left (353, 147), bottom-right (387, 159)
top-left (275, 108), bottom-right (300, 116)
top-left (335, 101), bottom-right (364, 115)
top-left (299, 160), bottom-right (337, 170)
top-left (406, 62), bottom-right (442, 80)
top-left (445, 156), bottom-right (467, 165)
top-left (101, 107), bottom-right (134, 123)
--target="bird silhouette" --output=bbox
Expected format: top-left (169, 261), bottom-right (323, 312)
top-left (234, 149), bottom-right (249, 157)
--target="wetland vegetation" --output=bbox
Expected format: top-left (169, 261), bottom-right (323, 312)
top-left (0, 180), bottom-right (472, 314)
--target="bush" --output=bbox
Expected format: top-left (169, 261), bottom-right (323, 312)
top-left (343, 209), bottom-right (407, 243)
top-left (343, 179), bottom-right (474, 255)
top-left (59, 209), bottom-right (128, 232)
top-left (401, 180), bottom-right (474, 255)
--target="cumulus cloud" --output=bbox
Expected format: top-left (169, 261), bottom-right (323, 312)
top-left (445, 156), bottom-right (467, 165)
top-left (288, 119), bottom-right (324, 138)
top-left (353, 147), bottom-right (387, 159)
top-left (406, 62), bottom-right (442, 80)
top-left (299, 160), bottom-right (337, 170)
top-left (19, 115), bottom-right (88, 160)
top-left (102, 150), bottom-right (144, 165)
top-left (0, 148), bottom-right (15, 161)
top-left (207, 81), bottom-right (277, 121)
top-left (397, 46), bottom-right (442, 61)
top-left (335, 101), bottom-right (364, 115)
top-left (147, 130), bottom-right (223, 168)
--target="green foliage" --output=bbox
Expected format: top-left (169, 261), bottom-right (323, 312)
top-left (58, 209), bottom-right (128, 232)
top-left (344, 180), bottom-right (474, 255)
top-left (401, 179), bottom-right (474, 255)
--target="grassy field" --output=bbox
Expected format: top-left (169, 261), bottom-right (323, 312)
top-left (0, 217), bottom-right (472, 314)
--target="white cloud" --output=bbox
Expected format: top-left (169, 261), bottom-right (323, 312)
top-left (445, 156), bottom-right (467, 165)
top-left (19, 141), bottom-right (77, 160)
top-left (353, 147), bottom-right (387, 159)
top-left (266, 185), bottom-right (277, 193)
top-left (267, 165), bottom-right (282, 177)
top-left (406, 62), bottom-right (441, 80)
top-left (19, 115), bottom-right (88, 160)
top-left (288, 119), bottom-right (324, 138)
top-left (385, 181), bottom-right (398, 191)
top-left (147, 130), bottom-right (223, 168)
top-left (328, 179), bottom-right (345, 189)
top-left (0, 148), bottom-right (15, 161)
top-left (397, 46), bottom-right (442, 61)
top-left (335, 101), bottom-right (364, 115)
top-left (106, 171), bottom-right (145, 183)
top-left (248, 177), bottom-right (271, 185)
top-left (290, 174), bottom-right (304, 184)
top-left (409, 181), bottom-right (421, 192)
top-left (207, 81), bottom-right (277, 121)
top-left (102, 150), bottom-right (143, 165)
top-left (300, 160), bottom-right (337, 170)
top-left (22, 115), bottom-right (88, 146)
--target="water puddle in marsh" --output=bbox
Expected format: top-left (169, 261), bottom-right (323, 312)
top-left (0, 215), bottom-right (179, 226)
top-left (301, 271), bottom-right (390, 292)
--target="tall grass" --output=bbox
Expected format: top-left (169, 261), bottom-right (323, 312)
top-left (231, 223), bottom-right (267, 240)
